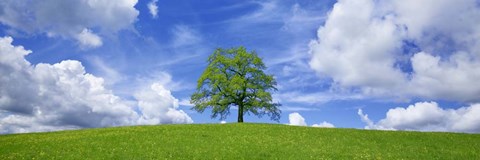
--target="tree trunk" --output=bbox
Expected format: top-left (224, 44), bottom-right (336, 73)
top-left (238, 104), bottom-right (244, 123)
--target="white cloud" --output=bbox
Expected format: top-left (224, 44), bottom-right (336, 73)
top-left (88, 56), bottom-right (124, 86)
top-left (312, 121), bottom-right (335, 128)
top-left (135, 83), bottom-right (193, 124)
top-left (288, 112), bottom-right (307, 126)
top-left (178, 99), bottom-right (194, 107)
top-left (238, 1), bottom-right (278, 23)
top-left (309, 0), bottom-right (406, 95)
top-left (0, 37), bottom-right (192, 134)
top-left (171, 25), bottom-right (202, 47)
top-left (0, 112), bottom-right (80, 134)
top-left (309, 0), bottom-right (480, 101)
top-left (409, 52), bottom-right (480, 101)
top-left (76, 28), bottom-right (103, 49)
top-left (357, 109), bottom-right (376, 130)
top-left (358, 102), bottom-right (480, 133)
top-left (0, 0), bottom-right (139, 48)
top-left (288, 112), bottom-right (335, 128)
top-left (276, 91), bottom-right (363, 105)
top-left (148, 0), bottom-right (159, 19)
top-left (134, 71), bottom-right (193, 92)
top-left (281, 3), bottom-right (326, 33)
top-left (220, 120), bottom-right (227, 124)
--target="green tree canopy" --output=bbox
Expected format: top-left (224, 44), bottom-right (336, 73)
top-left (191, 47), bottom-right (281, 122)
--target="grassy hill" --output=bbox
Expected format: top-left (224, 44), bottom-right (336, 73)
top-left (1, 123), bottom-right (479, 159)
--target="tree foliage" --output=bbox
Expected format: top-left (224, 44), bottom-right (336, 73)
top-left (190, 47), bottom-right (281, 122)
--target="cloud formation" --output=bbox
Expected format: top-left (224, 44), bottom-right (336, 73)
top-left (171, 25), bottom-right (202, 48)
top-left (135, 83), bottom-right (193, 124)
top-left (148, 0), bottom-right (159, 19)
top-left (0, 0), bottom-right (139, 48)
top-left (312, 121), bottom-right (335, 128)
top-left (288, 112), bottom-right (335, 128)
top-left (0, 37), bottom-right (192, 134)
top-left (309, 0), bottom-right (480, 101)
top-left (288, 112), bottom-right (307, 126)
top-left (358, 102), bottom-right (480, 133)
top-left (76, 28), bottom-right (103, 49)
top-left (276, 91), bottom-right (363, 105)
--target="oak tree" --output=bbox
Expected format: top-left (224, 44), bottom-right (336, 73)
top-left (191, 47), bottom-right (281, 122)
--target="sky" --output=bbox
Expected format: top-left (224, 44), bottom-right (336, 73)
top-left (0, 0), bottom-right (480, 134)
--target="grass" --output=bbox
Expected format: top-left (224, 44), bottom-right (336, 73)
top-left (0, 123), bottom-right (479, 159)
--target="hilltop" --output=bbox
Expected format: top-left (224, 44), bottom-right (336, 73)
top-left (1, 123), bottom-right (479, 159)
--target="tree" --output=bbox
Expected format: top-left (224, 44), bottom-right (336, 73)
top-left (190, 47), bottom-right (281, 122)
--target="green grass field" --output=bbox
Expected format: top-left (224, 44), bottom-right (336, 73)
top-left (1, 123), bottom-right (479, 159)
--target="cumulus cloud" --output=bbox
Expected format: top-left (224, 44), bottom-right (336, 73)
top-left (76, 28), bottom-right (103, 49)
top-left (409, 52), bottom-right (480, 101)
top-left (288, 112), bottom-right (335, 128)
top-left (0, 37), bottom-right (192, 134)
top-left (135, 83), bottom-right (193, 124)
top-left (309, 0), bottom-right (406, 92)
top-left (312, 121), bottom-right (335, 128)
top-left (358, 102), bottom-right (480, 133)
top-left (148, 0), bottom-right (159, 19)
top-left (309, 0), bottom-right (480, 101)
top-left (288, 112), bottom-right (307, 126)
top-left (0, 0), bottom-right (139, 48)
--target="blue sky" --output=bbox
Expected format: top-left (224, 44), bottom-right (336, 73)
top-left (1, 0), bottom-right (480, 134)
